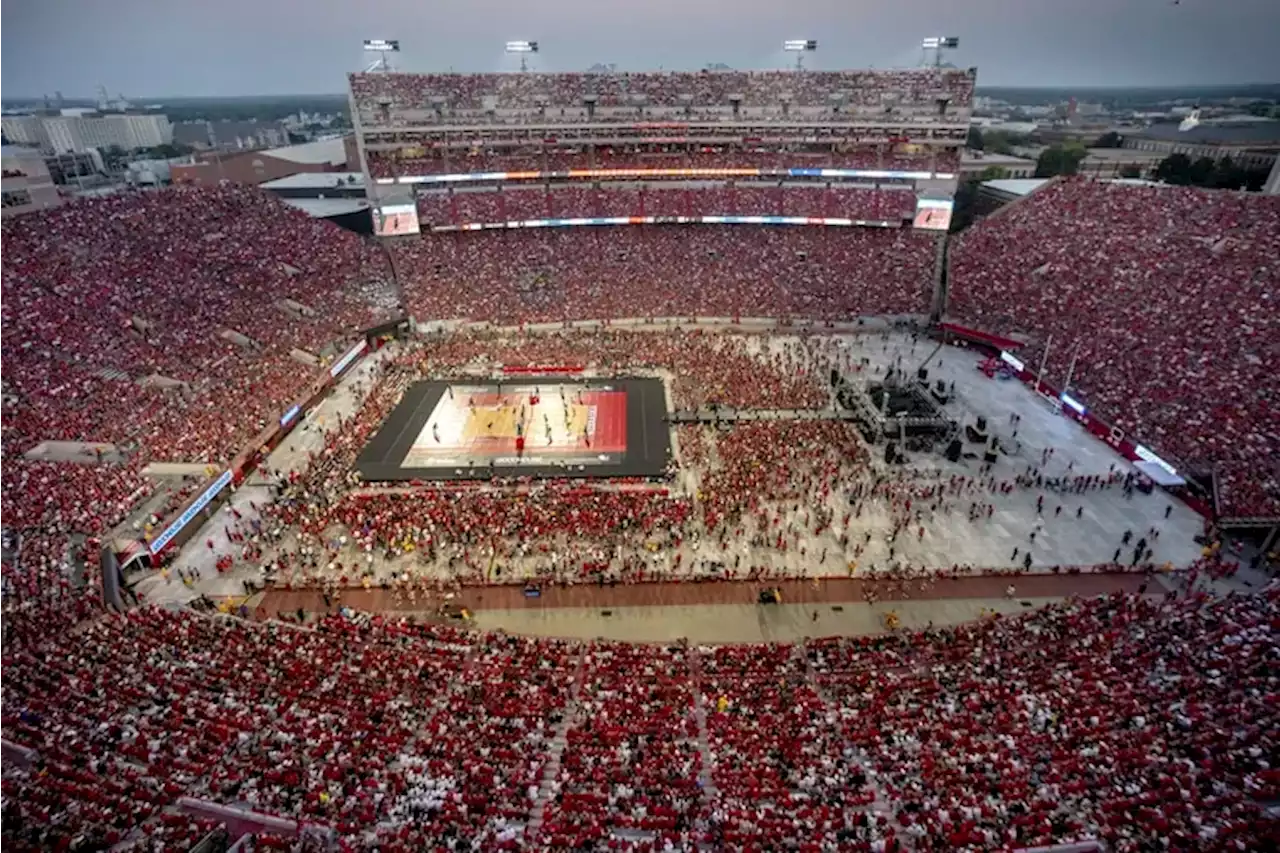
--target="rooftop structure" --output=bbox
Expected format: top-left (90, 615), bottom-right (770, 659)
top-left (1, 144), bottom-right (62, 217)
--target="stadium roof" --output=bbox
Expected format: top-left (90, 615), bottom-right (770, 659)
top-left (173, 120), bottom-right (289, 147)
top-left (961, 150), bottom-right (1036, 167)
top-left (1135, 120), bottom-right (1280, 146)
top-left (259, 172), bottom-right (364, 190)
top-left (263, 137), bottom-right (347, 166)
top-left (280, 198), bottom-right (369, 218)
top-left (981, 178), bottom-right (1048, 197)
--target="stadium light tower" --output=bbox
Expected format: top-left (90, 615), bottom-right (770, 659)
top-left (921, 36), bottom-right (959, 68)
top-left (505, 40), bottom-right (539, 72)
top-left (363, 38), bottom-right (400, 72)
top-left (783, 39), bottom-right (818, 71)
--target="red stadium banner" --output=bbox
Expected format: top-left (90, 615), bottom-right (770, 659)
top-left (937, 322), bottom-right (1026, 351)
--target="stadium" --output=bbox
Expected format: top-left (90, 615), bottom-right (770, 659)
top-left (1, 51), bottom-right (1278, 853)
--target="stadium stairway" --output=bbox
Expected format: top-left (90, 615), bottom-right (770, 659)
top-left (95, 365), bottom-right (133, 383)
top-left (66, 532), bottom-right (89, 590)
top-left (687, 648), bottom-right (719, 800)
top-left (43, 347), bottom-right (133, 385)
top-left (218, 328), bottom-right (262, 351)
top-left (800, 640), bottom-right (895, 823)
top-left (526, 648), bottom-right (587, 841)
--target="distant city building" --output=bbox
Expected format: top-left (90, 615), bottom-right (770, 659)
top-left (1, 111), bottom-right (173, 154)
top-left (1124, 119), bottom-right (1280, 170)
top-left (173, 120), bottom-right (289, 152)
top-left (973, 177), bottom-right (1049, 217)
top-left (1, 145), bottom-right (62, 217)
top-left (1076, 147), bottom-right (1167, 179)
top-left (959, 149), bottom-right (1036, 180)
top-left (970, 118), bottom-right (1039, 135)
top-left (43, 150), bottom-right (106, 185)
top-left (1, 115), bottom-right (47, 146)
top-left (258, 172), bottom-right (371, 232)
top-left (123, 156), bottom-right (192, 186)
top-left (170, 136), bottom-right (353, 187)
top-left (1008, 144), bottom-right (1167, 180)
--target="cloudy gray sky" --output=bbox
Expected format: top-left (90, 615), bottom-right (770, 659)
top-left (3, 0), bottom-right (1278, 97)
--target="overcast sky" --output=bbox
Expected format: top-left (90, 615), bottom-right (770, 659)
top-left (4, 0), bottom-right (1279, 98)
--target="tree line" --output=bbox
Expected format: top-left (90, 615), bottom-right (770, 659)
top-left (967, 127), bottom-right (1271, 189)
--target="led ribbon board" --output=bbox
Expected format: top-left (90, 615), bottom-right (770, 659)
top-left (438, 215), bottom-right (898, 233)
top-left (377, 167), bottom-right (947, 186)
top-left (330, 340), bottom-right (369, 378)
top-left (149, 470), bottom-right (234, 555)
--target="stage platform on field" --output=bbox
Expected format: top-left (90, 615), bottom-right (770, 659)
top-left (356, 378), bottom-right (671, 482)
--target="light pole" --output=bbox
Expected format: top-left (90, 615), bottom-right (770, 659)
top-left (783, 39), bottom-right (817, 71)
top-left (921, 37), bottom-right (959, 68)
top-left (505, 40), bottom-right (539, 72)
top-left (362, 38), bottom-right (400, 72)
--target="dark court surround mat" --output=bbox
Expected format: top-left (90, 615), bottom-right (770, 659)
top-left (356, 377), bottom-right (671, 482)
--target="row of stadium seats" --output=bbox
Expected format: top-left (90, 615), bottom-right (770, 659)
top-left (949, 178), bottom-right (1280, 518)
top-left (4, 590), bottom-right (1275, 851)
top-left (366, 148), bottom-right (962, 178)
top-left (349, 68), bottom-right (975, 118)
top-left (390, 225), bottom-right (936, 323)
top-left (415, 185), bottom-right (918, 225)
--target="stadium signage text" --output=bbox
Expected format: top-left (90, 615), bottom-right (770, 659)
top-left (149, 470), bottom-right (234, 555)
top-left (330, 340), bottom-right (369, 378)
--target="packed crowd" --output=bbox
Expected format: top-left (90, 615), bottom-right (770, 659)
top-left (0, 185), bottom-right (396, 646)
top-left (393, 225), bottom-right (936, 323)
top-left (220, 326), bottom-right (1223, 605)
top-left (950, 177), bottom-right (1280, 517)
top-left (366, 147), bottom-right (961, 178)
top-left (3, 589), bottom-right (1275, 850)
top-left (350, 68), bottom-right (975, 119)
top-left (813, 589), bottom-right (1279, 851)
top-left (415, 185), bottom-right (918, 226)
top-left (253, 330), bottom-right (841, 589)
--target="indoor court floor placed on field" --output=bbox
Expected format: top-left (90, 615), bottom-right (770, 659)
top-left (357, 377), bottom-right (670, 481)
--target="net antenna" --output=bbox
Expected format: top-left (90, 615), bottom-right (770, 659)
top-left (921, 36), bottom-right (959, 68)
top-left (783, 39), bottom-right (817, 71)
top-left (505, 40), bottom-right (539, 72)
top-left (363, 38), bottom-right (400, 72)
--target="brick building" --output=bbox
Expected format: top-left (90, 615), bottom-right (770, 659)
top-left (170, 136), bottom-right (353, 187)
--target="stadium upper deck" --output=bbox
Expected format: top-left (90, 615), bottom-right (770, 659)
top-left (349, 68), bottom-right (976, 128)
top-left (350, 68), bottom-right (973, 186)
